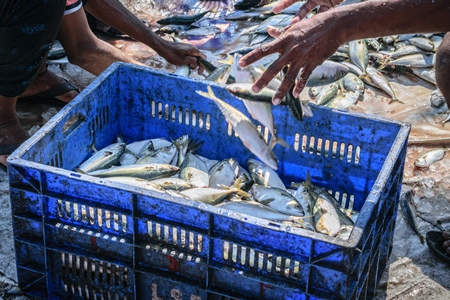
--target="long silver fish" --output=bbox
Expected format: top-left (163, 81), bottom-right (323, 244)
top-left (136, 143), bottom-right (178, 165)
top-left (327, 90), bottom-right (360, 111)
top-left (196, 86), bottom-right (279, 170)
top-left (366, 66), bottom-right (402, 104)
top-left (77, 142), bottom-right (126, 173)
top-left (209, 159), bottom-right (237, 189)
top-left (87, 163), bottom-right (180, 180)
top-left (400, 190), bottom-right (425, 244)
top-left (180, 186), bottom-right (249, 205)
top-left (150, 177), bottom-right (199, 191)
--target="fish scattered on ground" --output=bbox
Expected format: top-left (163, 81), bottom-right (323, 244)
top-left (400, 190), bottom-right (425, 244)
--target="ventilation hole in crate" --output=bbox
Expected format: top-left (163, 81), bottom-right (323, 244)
top-left (355, 146), bottom-right (361, 164)
top-left (339, 142), bottom-right (346, 160)
top-left (185, 108), bottom-right (190, 125)
top-left (192, 110), bottom-right (197, 127)
top-left (301, 135), bottom-right (308, 152)
top-left (74, 203), bottom-right (79, 221)
top-left (349, 195), bottom-right (355, 211)
top-left (171, 105), bottom-right (176, 122)
top-left (157, 102), bottom-right (163, 119)
top-left (334, 191), bottom-right (341, 203)
top-left (163, 104), bottom-right (169, 121)
top-left (309, 136), bottom-right (315, 154)
top-left (151, 101), bottom-right (156, 118)
top-left (294, 133), bottom-right (300, 151)
top-left (263, 127), bottom-right (269, 143)
top-left (324, 139), bottom-right (330, 157)
top-left (341, 193), bottom-right (348, 208)
top-left (198, 112), bottom-right (204, 129)
top-left (177, 106), bottom-right (182, 124)
top-left (316, 138), bottom-right (323, 155)
top-left (332, 141), bottom-right (338, 158)
top-left (347, 144), bottom-right (354, 162)
top-left (205, 114), bottom-right (211, 131)
top-left (146, 221), bottom-right (203, 252)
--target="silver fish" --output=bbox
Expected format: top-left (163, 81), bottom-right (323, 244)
top-left (179, 166), bottom-right (210, 187)
top-left (119, 149), bottom-right (139, 166)
top-left (196, 86), bottom-right (279, 170)
top-left (106, 176), bottom-right (163, 191)
top-left (293, 182), bottom-right (314, 226)
top-left (205, 64), bottom-right (232, 84)
top-left (408, 36), bottom-right (435, 52)
top-left (400, 190), bottom-right (425, 244)
top-left (315, 82), bottom-right (339, 106)
top-left (389, 45), bottom-right (425, 60)
top-left (209, 159), bottom-right (237, 189)
top-left (414, 148), bottom-right (447, 167)
top-left (327, 90), bottom-right (360, 111)
top-left (366, 66), bottom-right (402, 104)
top-left (180, 186), bottom-right (248, 205)
top-left (342, 73), bottom-right (365, 94)
top-left (136, 143), bottom-right (178, 165)
top-left (383, 53), bottom-right (435, 68)
top-left (77, 142), bottom-right (126, 173)
top-left (306, 60), bottom-right (349, 87)
top-left (411, 67), bottom-right (436, 85)
top-left (247, 158), bottom-right (285, 189)
top-left (174, 65), bottom-right (190, 77)
top-left (250, 184), bottom-right (305, 217)
top-left (87, 163), bottom-right (180, 180)
top-left (348, 39), bottom-right (369, 78)
top-left (150, 177), bottom-right (199, 191)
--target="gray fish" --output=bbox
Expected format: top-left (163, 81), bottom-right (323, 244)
top-left (157, 10), bottom-right (211, 25)
top-left (306, 60), bottom-right (349, 87)
top-left (327, 90), bottom-right (360, 111)
top-left (414, 148), bottom-right (447, 167)
top-left (87, 163), bottom-right (180, 180)
top-left (106, 176), bottom-right (163, 191)
top-left (136, 143), bottom-right (178, 165)
top-left (180, 166), bottom-right (210, 187)
top-left (196, 86), bottom-right (279, 170)
top-left (247, 158), bottom-right (285, 189)
top-left (77, 142), bottom-right (126, 173)
top-left (400, 190), bottom-right (425, 244)
top-left (205, 64), bottom-right (232, 84)
top-left (250, 184), bottom-right (305, 217)
top-left (174, 65), bottom-right (190, 77)
top-left (408, 36), bottom-right (435, 52)
top-left (342, 73), bottom-right (365, 94)
top-left (119, 149), bottom-right (139, 166)
top-left (366, 66), bottom-right (402, 104)
top-left (150, 177), bottom-right (199, 191)
top-left (315, 82), bottom-right (339, 106)
top-left (348, 40), bottom-right (369, 78)
top-left (389, 45), bottom-right (426, 60)
top-left (382, 53), bottom-right (435, 69)
top-left (411, 67), bottom-right (436, 85)
top-left (180, 185), bottom-right (249, 205)
top-left (209, 159), bottom-right (237, 189)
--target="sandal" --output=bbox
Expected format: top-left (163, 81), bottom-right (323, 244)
top-left (426, 231), bottom-right (450, 264)
top-left (19, 69), bottom-right (80, 107)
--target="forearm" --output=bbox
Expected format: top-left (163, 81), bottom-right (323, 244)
top-left (84, 0), bottom-right (167, 53)
top-left (332, 0), bottom-right (450, 44)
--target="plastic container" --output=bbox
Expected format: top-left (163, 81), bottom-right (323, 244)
top-left (8, 62), bottom-right (410, 299)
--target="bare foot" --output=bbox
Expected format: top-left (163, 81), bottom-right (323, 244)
top-left (0, 120), bottom-right (30, 168)
top-left (19, 69), bottom-right (79, 103)
top-left (443, 231), bottom-right (450, 255)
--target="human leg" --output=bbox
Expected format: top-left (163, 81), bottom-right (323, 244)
top-left (0, 0), bottom-right (66, 168)
top-left (435, 33), bottom-right (450, 107)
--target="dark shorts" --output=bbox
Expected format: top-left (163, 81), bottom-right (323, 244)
top-left (0, 0), bottom-right (66, 97)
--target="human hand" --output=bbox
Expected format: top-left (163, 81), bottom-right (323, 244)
top-left (239, 15), bottom-right (342, 105)
top-left (161, 40), bottom-right (206, 74)
top-left (273, 0), bottom-right (344, 24)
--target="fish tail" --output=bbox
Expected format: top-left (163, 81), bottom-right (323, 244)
top-left (358, 73), bottom-right (370, 81)
top-left (388, 98), bottom-right (404, 104)
top-left (271, 134), bottom-right (289, 149)
top-left (74, 167), bottom-right (86, 174)
top-left (419, 234), bottom-right (425, 245)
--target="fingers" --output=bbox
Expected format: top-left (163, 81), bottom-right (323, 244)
top-left (294, 0), bottom-right (323, 22)
top-left (239, 39), bottom-right (279, 68)
top-left (272, 68), bottom-right (300, 105)
top-left (251, 57), bottom-right (286, 97)
top-left (293, 66), bottom-right (313, 97)
top-left (272, 0), bottom-right (299, 14)
top-left (317, 5), bottom-right (331, 14)
top-left (266, 25), bottom-right (290, 38)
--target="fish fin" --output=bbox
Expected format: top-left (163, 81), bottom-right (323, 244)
top-left (388, 98), bottom-right (404, 104)
top-left (301, 100), bottom-right (314, 118)
top-left (270, 134), bottom-right (289, 149)
top-left (259, 198), bottom-right (275, 205)
top-left (217, 54), bottom-right (234, 65)
top-left (74, 167), bottom-right (86, 174)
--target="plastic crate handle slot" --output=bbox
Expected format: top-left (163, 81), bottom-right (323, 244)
top-left (62, 113), bottom-right (86, 137)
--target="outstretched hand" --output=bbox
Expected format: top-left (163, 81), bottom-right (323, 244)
top-left (238, 14), bottom-right (342, 105)
top-left (273, 0), bottom-right (344, 24)
top-left (162, 40), bottom-right (206, 74)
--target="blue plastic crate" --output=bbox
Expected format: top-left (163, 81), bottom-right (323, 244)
top-left (8, 62), bottom-right (410, 299)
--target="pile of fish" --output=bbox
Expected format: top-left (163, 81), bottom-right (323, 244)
top-left (154, 0), bottom-right (445, 116)
top-left (75, 130), bottom-right (357, 240)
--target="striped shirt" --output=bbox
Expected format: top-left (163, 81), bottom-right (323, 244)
top-left (65, 0), bottom-right (83, 15)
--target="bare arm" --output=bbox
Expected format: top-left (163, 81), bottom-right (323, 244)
top-left (84, 0), bottom-right (205, 69)
top-left (239, 0), bottom-right (450, 104)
